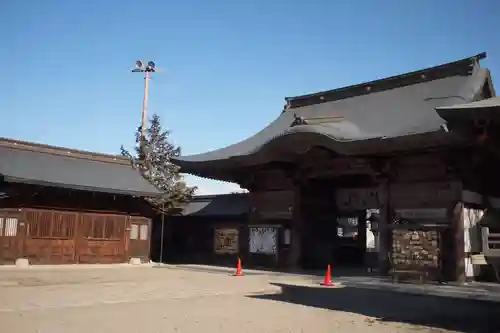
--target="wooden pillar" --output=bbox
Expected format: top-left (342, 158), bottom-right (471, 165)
top-left (17, 208), bottom-right (26, 262)
top-left (288, 182), bottom-right (302, 270)
top-left (377, 179), bottom-right (391, 275)
top-left (452, 201), bottom-right (466, 283)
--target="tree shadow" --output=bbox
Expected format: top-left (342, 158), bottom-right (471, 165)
top-left (248, 283), bottom-right (499, 333)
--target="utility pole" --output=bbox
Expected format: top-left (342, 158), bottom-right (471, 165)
top-left (132, 61), bottom-right (165, 265)
top-left (132, 60), bottom-right (160, 140)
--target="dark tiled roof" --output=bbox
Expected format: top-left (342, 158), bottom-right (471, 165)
top-left (180, 193), bottom-right (249, 217)
top-left (173, 54), bottom-right (492, 177)
top-left (285, 53), bottom-right (487, 108)
top-left (0, 138), bottom-right (163, 197)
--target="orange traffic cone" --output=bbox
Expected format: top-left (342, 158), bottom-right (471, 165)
top-left (321, 264), bottom-right (334, 286)
top-left (234, 258), bottom-right (243, 276)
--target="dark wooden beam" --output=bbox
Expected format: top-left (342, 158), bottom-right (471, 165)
top-left (1, 183), bottom-right (150, 216)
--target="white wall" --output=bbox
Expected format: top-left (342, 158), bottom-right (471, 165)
top-left (366, 209), bottom-right (379, 252)
top-left (463, 206), bottom-right (484, 278)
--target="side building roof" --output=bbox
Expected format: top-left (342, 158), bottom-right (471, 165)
top-left (177, 193), bottom-right (249, 217)
top-left (172, 53), bottom-right (494, 181)
top-left (0, 138), bottom-right (163, 197)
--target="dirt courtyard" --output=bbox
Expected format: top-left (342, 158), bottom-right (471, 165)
top-left (0, 265), bottom-right (498, 333)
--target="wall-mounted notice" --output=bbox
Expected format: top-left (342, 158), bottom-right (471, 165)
top-left (391, 229), bottom-right (440, 269)
top-left (214, 228), bottom-right (239, 254)
top-left (249, 227), bottom-right (277, 255)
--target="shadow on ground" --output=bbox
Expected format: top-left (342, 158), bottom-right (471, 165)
top-left (248, 283), bottom-right (499, 333)
top-left (153, 263), bottom-right (371, 278)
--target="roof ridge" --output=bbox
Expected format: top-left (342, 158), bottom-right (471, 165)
top-left (285, 53), bottom-right (486, 109)
top-left (0, 137), bottom-right (130, 166)
top-left (191, 193), bottom-right (248, 200)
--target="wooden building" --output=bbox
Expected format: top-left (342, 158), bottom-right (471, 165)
top-left (154, 193), bottom-right (249, 266)
top-left (0, 138), bottom-right (162, 265)
top-left (172, 53), bottom-right (500, 282)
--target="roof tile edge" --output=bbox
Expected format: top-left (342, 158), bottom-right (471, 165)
top-left (285, 53), bottom-right (487, 109)
top-left (0, 137), bottom-right (131, 166)
top-left (192, 192), bottom-right (248, 200)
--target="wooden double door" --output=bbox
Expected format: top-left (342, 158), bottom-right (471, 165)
top-left (75, 213), bottom-right (129, 264)
top-left (75, 214), bottom-right (151, 264)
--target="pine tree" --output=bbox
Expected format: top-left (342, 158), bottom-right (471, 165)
top-left (121, 114), bottom-right (196, 214)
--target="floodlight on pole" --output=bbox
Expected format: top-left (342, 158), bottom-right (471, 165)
top-left (131, 60), bottom-right (162, 139)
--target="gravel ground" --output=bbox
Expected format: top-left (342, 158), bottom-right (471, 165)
top-left (0, 266), bottom-right (498, 333)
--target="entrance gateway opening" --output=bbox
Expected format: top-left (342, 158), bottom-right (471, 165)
top-left (299, 177), bottom-right (377, 271)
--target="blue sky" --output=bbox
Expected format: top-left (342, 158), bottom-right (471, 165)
top-left (2, 0), bottom-right (499, 194)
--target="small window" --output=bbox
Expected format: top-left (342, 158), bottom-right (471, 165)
top-left (283, 228), bottom-right (291, 245)
top-left (139, 224), bottom-right (149, 240)
top-left (4, 218), bottom-right (18, 237)
top-left (0, 217), bottom-right (3, 236)
top-left (130, 224), bottom-right (139, 240)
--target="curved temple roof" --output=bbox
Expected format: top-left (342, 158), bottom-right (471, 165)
top-left (173, 54), bottom-right (493, 179)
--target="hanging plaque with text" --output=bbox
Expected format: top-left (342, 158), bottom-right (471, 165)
top-left (214, 228), bottom-right (239, 254)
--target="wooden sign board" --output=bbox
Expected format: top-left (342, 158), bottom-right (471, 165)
top-left (390, 182), bottom-right (460, 207)
top-left (336, 187), bottom-right (381, 210)
top-left (391, 229), bottom-right (440, 269)
top-left (395, 208), bottom-right (447, 220)
top-left (214, 228), bottom-right (239, 254)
